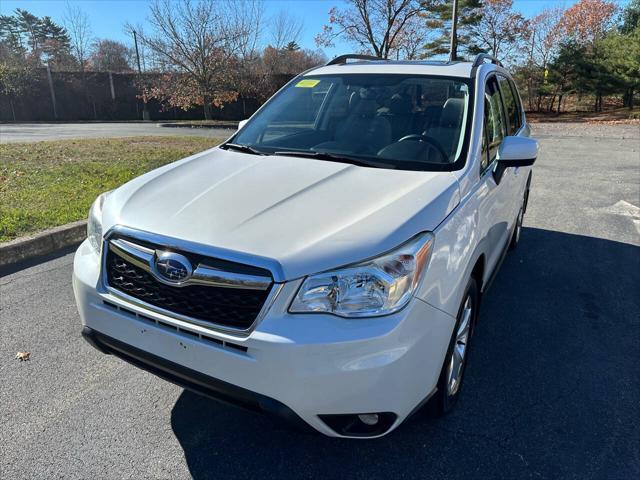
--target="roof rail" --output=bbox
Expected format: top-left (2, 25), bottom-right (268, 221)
top-left (472, 53), bottom-right (503, 68)
top-left (326, 54), bottom-right (386, 66)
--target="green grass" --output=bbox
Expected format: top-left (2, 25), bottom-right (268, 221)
top-left (164, 119), bottom-right (239, 126)
top-left (0, 136), bottom-right (220, 242)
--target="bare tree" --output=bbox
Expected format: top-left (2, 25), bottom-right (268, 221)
top-left (516, 7), bottom-right (566, 111)
top-left (63, 2), bottom-right (92, 72)
top-left (391, 13), bottom-right (429, 59)
top-left (225, 0), bottom-right (264, 60)
top-left (315, 0), bottom-right (433, 59)
top-left (526, 7), bottom-right (565, 70)
top-left (270, 10), bottom-right (303, 49)
top-left (465, 0), bottom-right (528, 63)
top-left (123, 23), bottom-right (151, 72)
top-left (134, 0), bottom-right (262, 119)
top-left (90, 39), bottom-right (133, 72)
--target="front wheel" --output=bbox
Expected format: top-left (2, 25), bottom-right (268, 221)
top-left (508, 207), bottom-right (524, 251)
top-left (434, 277), bottom-right (479, 414)
top-left (510, 174), bottom-right (532, 251)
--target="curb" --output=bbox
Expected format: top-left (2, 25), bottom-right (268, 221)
top-left (159, 122), bottom-right (238, 129)
top-left (0, 221), bottom-right (87, 269)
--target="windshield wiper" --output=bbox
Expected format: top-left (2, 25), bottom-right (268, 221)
top-left (274, 150), bottom-right (391, 169)
top-left (220, 143), bottom-right (269, 155)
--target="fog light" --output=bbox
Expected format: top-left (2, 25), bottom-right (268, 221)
top-left (358, 413), bottom-right (379, 425)
top-left (320, 412), bottom-right (396, 436)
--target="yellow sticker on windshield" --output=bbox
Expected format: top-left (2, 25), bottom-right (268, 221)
top-left (295, 79), bottom-right (320, 88)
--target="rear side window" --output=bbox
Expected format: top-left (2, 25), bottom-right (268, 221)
top-left (497, 75), bottom-right (521, 135)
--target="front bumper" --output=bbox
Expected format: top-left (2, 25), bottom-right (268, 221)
top-left (81, 326), bottom-right (314, 432)
top-left (73, 239), bottom-right (456, 438)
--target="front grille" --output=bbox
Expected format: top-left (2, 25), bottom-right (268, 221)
top-left (105, 240), bottom-right (273, 331)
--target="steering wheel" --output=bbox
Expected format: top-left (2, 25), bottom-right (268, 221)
top-left (397, 134), bottom-right (449, 163)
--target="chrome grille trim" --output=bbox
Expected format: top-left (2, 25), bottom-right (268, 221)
top-left (110, 238), bottom-right (154, 270)
top-left (100, 225), bottom-right (281, 337)
top-left (109, 237), bottom-right (272, 291)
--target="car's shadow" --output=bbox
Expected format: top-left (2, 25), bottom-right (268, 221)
top-left (170, 227), bottom-right (640, 480)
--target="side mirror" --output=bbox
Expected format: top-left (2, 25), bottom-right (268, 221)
top-left (237, 119), bottom-right (249, 131)
top-left (494, 136), bottom-right (538, 183)
top-left (497, 136), bottom-right (538, 167)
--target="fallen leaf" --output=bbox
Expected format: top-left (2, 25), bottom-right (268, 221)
top-left (15, 351), bottom-right (30, 361)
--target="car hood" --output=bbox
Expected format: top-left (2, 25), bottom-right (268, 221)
top-left (103, 147), bottom-right (460, 281)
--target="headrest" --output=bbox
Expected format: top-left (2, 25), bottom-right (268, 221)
top-left (348, 91), bottom-right (359, 111)
top-left (389, 94), bottom-right (412, 115)
top-left (440, 98), bottom-right (464, 127)
top-left (353, 98), bottom-right (377, 117)
top-left (358, 87), bottom-right (377, 100)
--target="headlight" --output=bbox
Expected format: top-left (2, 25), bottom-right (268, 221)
top-left (289, 233), bottom-right (434, 318)
top-left (87, 192), bottom-right (110, 254)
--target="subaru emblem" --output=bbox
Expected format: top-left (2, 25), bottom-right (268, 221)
top-left (154, 251), bottom-right (193, 283)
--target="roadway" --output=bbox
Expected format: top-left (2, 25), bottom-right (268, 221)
top-left (1, 123), bottom-right (639, 479)
top-left (0, 122), bottom-right (233, 143)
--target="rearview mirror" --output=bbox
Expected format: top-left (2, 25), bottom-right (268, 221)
top-left (494, 136), bottom-right (538, 183)
top-left (237, 119), bottom-right (249, 131)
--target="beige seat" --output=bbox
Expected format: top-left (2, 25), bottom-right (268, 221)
top-left (315, 93), bottom-right (391, 154)
top-left (428, 98), bottom-right (465, 161)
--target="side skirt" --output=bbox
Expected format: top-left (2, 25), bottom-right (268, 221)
top-left (482, 221), bottom-right (517, 295)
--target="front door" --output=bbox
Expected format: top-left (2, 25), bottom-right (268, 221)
top-left (477, 76), bottom-right (513, 274)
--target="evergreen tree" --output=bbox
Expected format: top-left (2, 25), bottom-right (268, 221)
top-left (0, 14), bottom-right (26, 58)
top-left (597, 26), bottom-right (640, 107)
top-left (549, 40), bottom-right (622, 112)
top-left (620, 0), bottom-right (640, 34)
top-left (0, 9), bottom-right (72, 67)
top-left (284, 41), bottom-right (300, 51)
top-left (39, 16), bottom-right (74, 67)
top-left (421, 0), bottom-right (483, 59)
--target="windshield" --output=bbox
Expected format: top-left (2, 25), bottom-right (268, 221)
top-left (230, 74), bottom-right (471, 171)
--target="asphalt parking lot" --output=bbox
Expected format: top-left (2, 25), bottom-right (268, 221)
top-left (1, 123), bottom-right (639, 479)
top-left (0, 122), bottom-right (233, 143)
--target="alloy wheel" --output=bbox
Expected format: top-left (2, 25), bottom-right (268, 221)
top-left (446, 296), bottom-right (472, 396)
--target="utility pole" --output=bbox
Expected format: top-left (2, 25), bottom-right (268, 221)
top-left (46, 63), bottom-right (58, 120)
top-left (449, 0), bottom-right (459, 62)
top-left (132, 29), bottom-right (150, 121)
top-left (108, 71), bottom-right (116, 101)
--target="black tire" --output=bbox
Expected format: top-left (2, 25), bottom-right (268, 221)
top-left (523, 173), bottom-right (532, 214)
top-left (433, 277), bottom-right (479, 415)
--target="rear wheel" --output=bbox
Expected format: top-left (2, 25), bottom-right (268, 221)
top-left (434, 277), bottom-right (479, 414)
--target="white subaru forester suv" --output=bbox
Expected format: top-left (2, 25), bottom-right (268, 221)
top-left (73, 54), bottom-right (538, 438)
